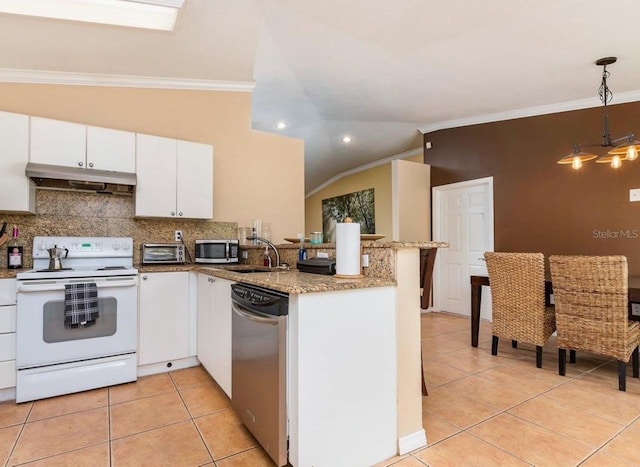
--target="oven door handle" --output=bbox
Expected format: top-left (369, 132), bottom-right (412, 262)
top-left (17, 279), bottom-right (138, 293)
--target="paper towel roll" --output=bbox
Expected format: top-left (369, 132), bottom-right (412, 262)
top-left (336, 222), bottom-right (361, 276)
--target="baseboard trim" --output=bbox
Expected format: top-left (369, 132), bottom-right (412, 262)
top-left (137, 356), bottom-right (200, 377)
top-left (0, 387), bottom-right (16, 403)
top-left (398, 429), bottom-right (427, 455)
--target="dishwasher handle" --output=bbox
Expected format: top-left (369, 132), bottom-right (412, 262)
top-left (232, 302), bottom-right (280, 326)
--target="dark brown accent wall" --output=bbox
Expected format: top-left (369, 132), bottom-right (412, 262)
top-left (424, 102), bottom-right (640, 275)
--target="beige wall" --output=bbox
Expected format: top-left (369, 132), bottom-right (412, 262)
top-left (305, 152), bottom-right (424, 241)
top-left (305, 164), bottom-right (391, 239)
top-left (392, 160), bottom-right (430, 241)
top-left (0, 83), bottom-right (304, 244)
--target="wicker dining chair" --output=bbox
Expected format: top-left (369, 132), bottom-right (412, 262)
top-left (484, 252), bottom-right (556, 368)
top-left (549, 255), bottom-right (640, 391)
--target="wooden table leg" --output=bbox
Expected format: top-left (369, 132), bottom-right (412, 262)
top-left (471, 282), bottom-right (482, 347)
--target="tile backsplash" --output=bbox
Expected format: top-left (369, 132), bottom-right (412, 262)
top-left (0, 189), bottom-right (237, 268)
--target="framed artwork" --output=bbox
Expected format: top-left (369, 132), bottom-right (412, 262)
top-left (322, 188), bottom-right (375, 242)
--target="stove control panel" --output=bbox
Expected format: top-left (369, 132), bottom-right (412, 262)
top-left (32, 237), bottom-right (134, 259)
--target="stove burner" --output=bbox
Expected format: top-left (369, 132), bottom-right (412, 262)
top-left (97, 266), bottom-right (127, 271)
top-left (34, 268), bottom-right (74, 273)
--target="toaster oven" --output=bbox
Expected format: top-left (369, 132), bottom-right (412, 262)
top-left (141, 243), bottom-right (185, 265)
top-left (195, 239), bottom-right (239, 264)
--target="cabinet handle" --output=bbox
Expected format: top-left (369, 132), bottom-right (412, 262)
top-left (78, 161), bottom-right (83, 167)
top-left (208, 277), bottom-right (215, 283)
top-left (178, 212), bottom-right (183, 216)
top-left (88, 162), bottom-right (94, 168)
top-left (171, 212), bottom-right (176, 216)
top-left (142, 275), bottom-right (148, 280)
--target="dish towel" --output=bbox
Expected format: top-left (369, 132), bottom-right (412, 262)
top-left (64, 282), bottom-right (99, 328)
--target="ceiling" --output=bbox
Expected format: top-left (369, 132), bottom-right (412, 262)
top-left (1, 0), bottom-right (640, 192)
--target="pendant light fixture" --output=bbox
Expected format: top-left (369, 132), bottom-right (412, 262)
top-left (558, 57), bottom-right (640, 170)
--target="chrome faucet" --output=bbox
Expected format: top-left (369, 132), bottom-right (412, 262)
top-left (246, 236), bottom-right (281, 268)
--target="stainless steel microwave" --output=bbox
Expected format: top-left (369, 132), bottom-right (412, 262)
top-left (141, 243), bottom-right (185, 265)
top-left (195, 239), bottom-right (239, 264)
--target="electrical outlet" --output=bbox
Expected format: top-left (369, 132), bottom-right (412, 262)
top-left (362, 254), bottom-right (370, 267)
top-left (630, 188), bottom-right (640, 202)
top-left (174, 230), bottom-right (183, 241)
top-left (317, 252), bottom-right (329, 259)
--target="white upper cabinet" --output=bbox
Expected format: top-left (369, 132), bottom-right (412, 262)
top-left (0, 112), bottom-right (35, 213)
top-left (30, 117), bottom-right (135, 174)
top-left (177, 140), bottom-right (214, 219)
top-left (87, 126), bottom-right (136, 173)
top-left (135, 133), bottom-right (214, 219)
top-left (30, 117), bottom-right (86, 168)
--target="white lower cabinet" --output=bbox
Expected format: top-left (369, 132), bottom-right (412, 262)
top-left (212, 277), bottom-right (233, 396)
top-left (197, 274), bottom-right (215, 374)
top-left (0, 279), bottom-right (16, 390)
top-left (138, 272), bottom-right (190, 366)
top-left (196, 274), bottom-right (232, 396)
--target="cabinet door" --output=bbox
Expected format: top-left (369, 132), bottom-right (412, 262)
top-left (0, 360), bottom-right (15, 390)
top-left (0, 279), bottom-right (16, 306)
top-left (138, 272), bottom-right (190, 365)
top-left (0, 112), bottom-right (35, 213)
top-left (30, 117), bottom-right (86, 168)
top-left (176, 140), bottom-right (213, 219)
top-left (0, 306), bottom-right (16, 334)
top-left (87, 126), bottom-right (135, 173)
top-left (197, 274), bottom-right (215, 375)
top-left (135, 133), bottom-right (177, 218)
top-left (212, 278), bottom-right (233, 396)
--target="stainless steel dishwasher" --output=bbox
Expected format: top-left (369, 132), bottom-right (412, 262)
top-left (231, 283), bottom-right (288, 466)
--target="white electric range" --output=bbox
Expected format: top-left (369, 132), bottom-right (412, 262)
top-left (15, 236), bottom-right (138, 403)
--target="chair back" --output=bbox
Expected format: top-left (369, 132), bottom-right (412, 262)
top-left (484, 252), bottom-right (547, 342)
top-left (549, 255), bottom-right (629, 360)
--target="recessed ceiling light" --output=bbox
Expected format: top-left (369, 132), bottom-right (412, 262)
top-left (0, 0), bottom-right (184, 31)
top-left (276, 122), bottom-right (287, 130)
top-left (342, 136), bottom-right (352, 143)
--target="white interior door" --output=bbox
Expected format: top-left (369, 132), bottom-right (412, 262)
top-left (433, 177), bottom-right (494, 320)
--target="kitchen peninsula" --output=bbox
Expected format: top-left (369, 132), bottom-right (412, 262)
top-left (196, 239), bottom-right (447, 466)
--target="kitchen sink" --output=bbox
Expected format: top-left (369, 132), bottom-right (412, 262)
top-left (233, 268), bottom-right (273, 273)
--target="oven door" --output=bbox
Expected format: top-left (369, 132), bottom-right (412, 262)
top-left (16, 275), bottom-right (138, 368)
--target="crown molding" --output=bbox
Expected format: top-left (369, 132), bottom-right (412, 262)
top-left (0, 68), bottom-right (255, 92)
top-left (133, 0), bottom-right (185, 7)
top-left (418, 89), bottom-right (640, 134)
top-left (305, 147), bottom-right (422, 198)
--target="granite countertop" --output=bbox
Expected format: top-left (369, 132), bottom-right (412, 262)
top-left (1, 240), bottom-right (447, 289)
top-left (243, 240), bottom-right (449, 249)
top-left (137, 264), bottom-right (395, 294)
top-left (198, 267), bottom-right (395, 294)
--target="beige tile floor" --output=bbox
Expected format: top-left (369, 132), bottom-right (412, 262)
top-left (1, 312), bottom-right (640, 466)
top-left (380, 312), bottom-right (640, 467)
top-left (0, 366), bottom-right (272, 467)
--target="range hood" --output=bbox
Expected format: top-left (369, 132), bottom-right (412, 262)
top-left (25, 162), bottom-right (136, 193)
